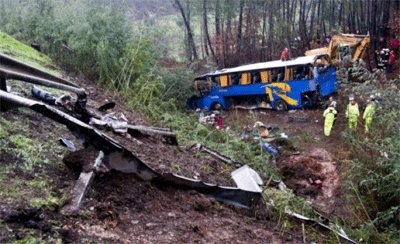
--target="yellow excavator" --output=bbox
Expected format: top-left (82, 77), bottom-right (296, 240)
top-left (305, 34), bottom-right (370, 63)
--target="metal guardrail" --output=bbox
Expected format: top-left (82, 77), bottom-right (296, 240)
top-left (0, 53), bottom-right (86, 104)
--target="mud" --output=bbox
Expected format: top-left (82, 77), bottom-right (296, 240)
top-left (280, 148), bottom-right (341, 213)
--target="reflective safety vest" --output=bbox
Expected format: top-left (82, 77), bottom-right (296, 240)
top-left (363, 103), bottom-right (376, 119)
top-left (346, 103), bottom-right (359, 120)
top-left (323, 107), bottom-right (337, 121)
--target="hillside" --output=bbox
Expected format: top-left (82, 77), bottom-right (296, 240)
top-left (0, 33), bottom-right (362, 243)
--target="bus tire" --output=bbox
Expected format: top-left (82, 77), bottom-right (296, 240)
top-left (211, 102), bottom-right (222, 110)
top-left (274, 99), bottom-right (288, 111)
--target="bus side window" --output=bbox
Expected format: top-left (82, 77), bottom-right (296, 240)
top-left (220, 75), bottom-right (229, 87)
top-left (284, 67), bottom-right (293, 81)
top-left (294, 66), bottom-right (307, 80)
top-left (271, 69), bottom-right (282, 82)
top-left (260, 70), bottom-right (271, 83)
top-left (241, 72), bottom-right (251, 85)
top-left (315, 56), bottom-right (331, 74)
top-left (213, 76), bottom-right (220, 87)
top-left (207, 77), bottom-right (212, 89)
top-left (232, 73), bottom-right (240, 85)
top-left (252, 72), bottom-right (261, 83)
top-left (295, 66), bottom-right (303, 79)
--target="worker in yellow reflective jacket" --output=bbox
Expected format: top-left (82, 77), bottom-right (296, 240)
top-left (363, 97), bottom-right (376, 133)
top-left (323, 103), bottom-right (338, 136)
top-left (346, 96), bottom-right (360, 130)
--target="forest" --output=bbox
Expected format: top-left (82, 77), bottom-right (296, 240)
top-left (1, 0), bottom-right (400, 243)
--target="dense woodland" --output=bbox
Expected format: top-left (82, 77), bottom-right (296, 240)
top-left (1, 0), bottom-right (400, 242)
top-left (175, 0), bottom-right (400, 68)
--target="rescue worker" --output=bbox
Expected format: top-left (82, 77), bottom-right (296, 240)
top-left (345, 96), bottom-right (360, 130)
top-left (323, 103), bottom-right (337, 136)
top-left (323, 96), bottom-right (335, 109)
top-left (281, 48), bottom-right (289, 61)
top-left (363, 97), bottom-right (376, 133)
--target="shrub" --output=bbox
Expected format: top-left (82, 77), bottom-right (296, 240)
top-left (338, 61), bottom-right (400, 239)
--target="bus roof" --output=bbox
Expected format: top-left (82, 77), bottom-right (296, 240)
top-left (195, 54), bottom-right (327, 79)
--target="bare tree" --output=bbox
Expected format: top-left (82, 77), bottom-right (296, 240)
top-left (236, 0), bottom-right (245, 65)
top-left (203, 0), bottom-right (218, 64)
top-left (173, 0), bottom-right (198, 61)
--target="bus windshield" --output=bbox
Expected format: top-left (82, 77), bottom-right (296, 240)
top-left (187, 54), bottom-right (338, 111)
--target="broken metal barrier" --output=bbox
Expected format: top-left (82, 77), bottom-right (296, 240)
top-left (89, 114), bottom-right (179, 145)
top-left (128, 125), bottom-right (178, 145)
top-left (1, 91), bottom-right (261, 211)
top-left (63, 151), bottom-right (104, 213)
top-left (0, 53), bottom-right (87, 110)
top-left (193, 143), bottom-right (243, 168)
top-left (284, 209), bottom-right (358, 244)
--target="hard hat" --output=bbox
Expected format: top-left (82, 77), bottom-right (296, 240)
top-left (196, 108), bottom-right (200, 112)
top-left (331, 101), bottom-right (337, 107)
top-left (349, 96), bottom-right (354, 101)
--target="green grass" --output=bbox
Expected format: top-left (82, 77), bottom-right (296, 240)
top-left (0, 113), bottom-right (68, 210)
top-left (0, 31), bottom-right (60, 76)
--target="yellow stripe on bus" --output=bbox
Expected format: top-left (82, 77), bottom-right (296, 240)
top-left (275, 94), bottom-right (299, 106)
top-left (267, 82), bottom-right (291, 92)
top-left (266, 83), bottom-right (299, 106)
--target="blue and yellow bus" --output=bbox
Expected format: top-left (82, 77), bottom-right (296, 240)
top-left (187, 54), bottom-right (338, 111)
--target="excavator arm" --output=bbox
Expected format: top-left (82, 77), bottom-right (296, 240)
top-left (306, 34), bottom-right (370, 62)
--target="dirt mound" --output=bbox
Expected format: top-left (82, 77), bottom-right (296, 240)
top-left (280, 148), bottom-right (341, 213)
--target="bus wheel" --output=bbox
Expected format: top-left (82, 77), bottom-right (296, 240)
top-left (212, 102), bottom-right (222, 110)
top-left (274, 100), bottom-right (288, 111)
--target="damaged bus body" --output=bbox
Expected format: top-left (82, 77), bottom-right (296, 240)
top-left (187, 54), bottom-right (338, 111)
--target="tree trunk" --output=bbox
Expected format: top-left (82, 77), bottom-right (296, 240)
top-left (236, 0), bottom-right (245, 65)
top-left (268, 0), bottom-right (275, 60)
top-left (261, 1), bottom-right (267, 61)
top-left (203, 0), bottom-right (218, 65)
top-left (215, 0), bottom-right (221, 35)
top-left (174, 0), bottom-right (198, 61)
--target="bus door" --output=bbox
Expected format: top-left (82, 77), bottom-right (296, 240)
top-left (314, 56), bottom-right (338, 96)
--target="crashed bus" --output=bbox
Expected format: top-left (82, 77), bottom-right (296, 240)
top-left (187, 54), bottom-right (338, 111)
